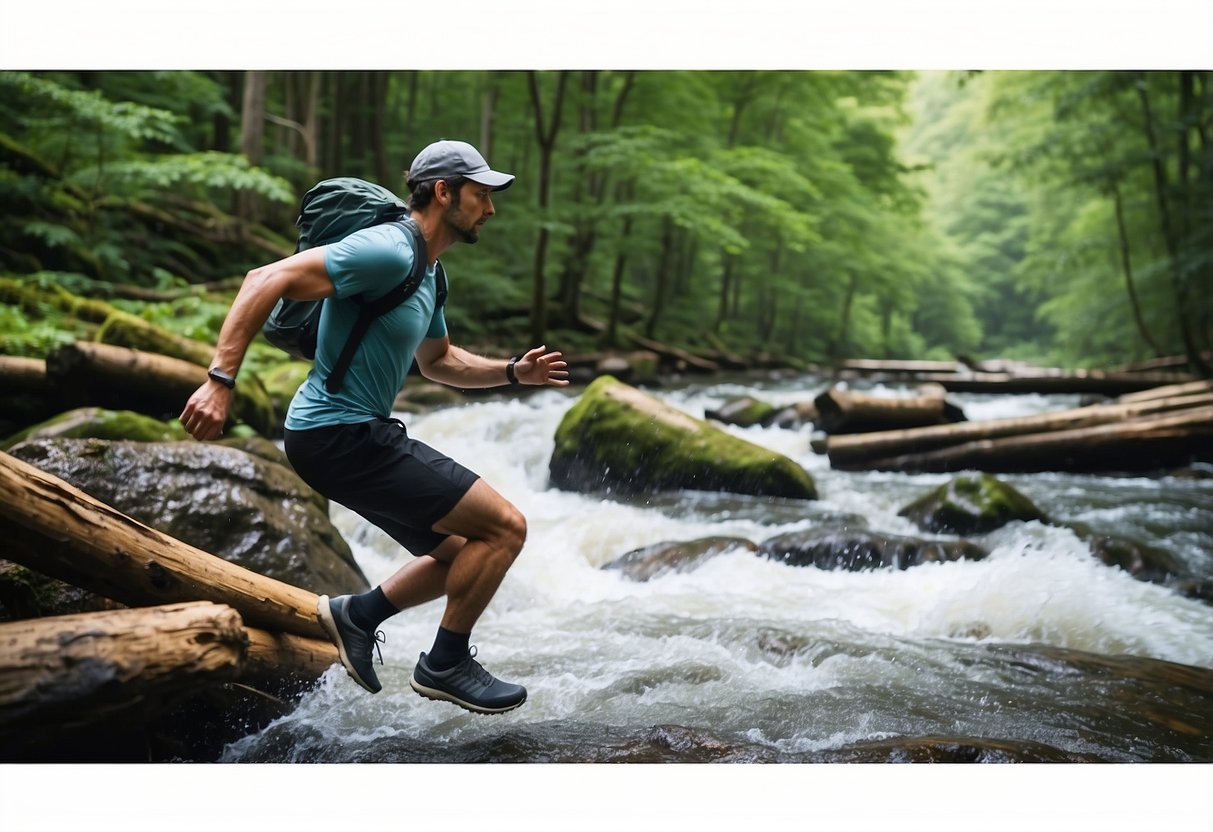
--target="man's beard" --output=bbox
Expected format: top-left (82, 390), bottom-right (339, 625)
top-left (444, 202), bottom-right (481, 244)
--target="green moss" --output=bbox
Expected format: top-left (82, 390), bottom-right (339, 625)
top-left (2, 407), bottom-right (189, 449)
top-left (96, 309), bottom-right (214, 366)
top-left (260, 361), bottom-right (312, 416)
top-left (899, 474), bottom-right (1046, 535)
top-left (552, 375), bottom-right (816, 499)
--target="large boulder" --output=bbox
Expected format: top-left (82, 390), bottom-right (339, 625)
top-left (898, 474), bottom-right (1047, 535)
top-left (8, 438), bottom-right (368, 596)
top-left (759, 528), bottom-right (988, 571)
top-left (550, 375), bottom-right (817, 500)
top-left (2, 406), bottom-right (189, 450)
top-left (704, 396), bottom-right (777, 428)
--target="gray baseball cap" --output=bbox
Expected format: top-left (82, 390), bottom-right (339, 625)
top-left (407, 139), bottom-right (515, 191)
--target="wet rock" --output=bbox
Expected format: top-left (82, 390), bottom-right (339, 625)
top-left (807, 735), bottom-right (1096, 762)
top-left (0, 558), bottom-right (122, 621)
top-left (603, 536), bottom-right (759, 581)
top-left (899, 473), bottom-right (1048, 535)
top-left (767, 401), bottom-right (819, 430)
top-left (550, 375), bottom-right (817, 500)
top-left (759, 528), bottom-right (988, 571)
top-left (705, 396), bottom-right (776, 428)
top-left (8, 438), bottom-right (368, 596)
top-left (2, 406), bottom-right (189, 450)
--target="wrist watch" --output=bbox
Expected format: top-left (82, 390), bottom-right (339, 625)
top-left (506, 356), bottom-right (521, 387)
top-left (208, 367), bottom-right (236, 389)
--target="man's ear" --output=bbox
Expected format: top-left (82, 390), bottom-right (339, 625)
top-left (435, 179), bottom-right (452, 205)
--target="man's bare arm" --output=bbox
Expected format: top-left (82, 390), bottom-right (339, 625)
top-left (179, 248), bottom-right (333, 440)
top-left (415, 339), bottom-right (569, 389)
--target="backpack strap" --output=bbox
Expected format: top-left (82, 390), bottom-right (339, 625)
top-left (323, 218), bottom-right (438, 394)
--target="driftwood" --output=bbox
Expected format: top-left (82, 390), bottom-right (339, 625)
top-left (0, 450), bottom-right (326, 641)
top-left (853, 405), bottom-right (1213, 474)
top-left (825, 388), bottom-right (1213, 469)
top-left (814, 384), bottom-right (965, 434)
top-left (0, 601), bottom-right (246, 727)
top-left (839, 358), bottom-right (961, 375)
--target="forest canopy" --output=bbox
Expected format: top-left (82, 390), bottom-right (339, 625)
top-left (1, 70), bottom-right (1209, 373)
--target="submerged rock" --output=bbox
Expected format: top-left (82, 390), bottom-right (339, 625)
top-left (758, 528), bottom-right (988, 571)
top-left (550, 375), bottom-right (817, 500)
top-left (603, 536), bottom-right (759, 581)
top-left (898, 473), bottom-right (1047, 535)
top-left (705, 396), bottom-right (777, 428)
top-left (8, 438), bottom-right (368, 596)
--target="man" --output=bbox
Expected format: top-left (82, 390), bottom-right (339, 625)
top-left (180, 140), bottom-right (568, 714)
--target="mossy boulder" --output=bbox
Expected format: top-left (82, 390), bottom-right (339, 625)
top-left (96, 308), bottom-right (215, 366)
top-left (2, 407), bottom-right (189, 450)
top-left (8, 438), bottom-right (368, 596)
top-left (550, 375), bottom-right (816, 499)
top-left (0, 558), bottom-right (122, 622)
top-left (898, 474), bottom-right (1047, 535)
top-left (705, 396), bottom-right (777, 428)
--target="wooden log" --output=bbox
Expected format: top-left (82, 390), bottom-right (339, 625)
top-left (814, 385), bottom-right (965, 435)
top-left (0, 356), bottom-right (50, 394)
top-left (860, 406), bottom-right (1213, 473)
top-left (825, 392), bottom-right (1213, 468)
top-left (45, 340), bottom-right (275, 435)
top-left (839, 358), bottom-right (961, 375)
top-left (0, 601), bottom-right (246, 728)
top-left (626, 333), bottom-right (720, 373)
top-left (1116, 379), bottom-right (1213, 404)
top-left (917, 370), bottom-right (1198, 396)
top-left (0, 450), bottom-right (327, 641)
top-left (244, 627), bottom-right (338, 689)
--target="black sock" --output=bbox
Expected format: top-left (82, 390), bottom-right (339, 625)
top-left (347, 586), bottom-right (398, 632)
top-left (427, 626), bottom-right (471, 671)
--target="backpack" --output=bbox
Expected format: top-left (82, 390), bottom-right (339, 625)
top-left (262, 177), bottom-right (447, 393)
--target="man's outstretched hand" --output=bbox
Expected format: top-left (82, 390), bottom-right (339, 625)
top-left (514, 345), bottom-right (569, 387)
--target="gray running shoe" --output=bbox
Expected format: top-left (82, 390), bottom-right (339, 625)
top-left (409, 647), bottom-right (527, 714)
top-left (317, 594), bottom-right (384, 694)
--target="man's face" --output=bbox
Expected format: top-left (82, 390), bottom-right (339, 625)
top-left (443, 180), bottom-right (496, 244)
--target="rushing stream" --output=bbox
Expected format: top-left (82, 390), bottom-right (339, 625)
top-left (220, 374), bottom-right (1213, 764)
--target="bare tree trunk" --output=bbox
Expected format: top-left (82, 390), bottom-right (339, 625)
top-left (644, 217), bottom-right (676, 339)
top-left (604, 182), bottom-right (635, 348)
top-left (238, 70), bottom-right (269, 224)
top-left (480, 71), bottom-right (500, 161)
top-left (527, 70), bottom-right (570, 345)
top-left (1110, 181), bottom-right (1161, 356)
top-left (370, 71), bottom-right (391, 185)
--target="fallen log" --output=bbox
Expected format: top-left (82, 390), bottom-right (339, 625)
top-left (860, 406), bottom-right (1213, 473)
top-left (0, 450), bottom-right (326, 641)
top-left (814, 384), bottom-right (965, 435)
top-left (626, 333), bottom-right (720, 373)
top-left (0, 601), bottom-right (245, 728)
top-left (1116, 379), bottom-right (1213, 404)
top-left (825, 391), bottom-right (1213, 468)
top-left (244, 627), bottom-right (338, 689)
top-left (0, 356), bottom-right (50, 394)
top-left (45, 340), bottom-right (275, 435)
top-left (838, 358), bottom-right (961, 375)
top-left (917, 370), bottom-right (1198, 396)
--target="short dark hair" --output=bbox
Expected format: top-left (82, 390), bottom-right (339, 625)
top-left (407, 175), bottom-right (467, 211)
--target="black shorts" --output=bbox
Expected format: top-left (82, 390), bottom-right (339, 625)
top-left (284, 417), bottom-right (480, 556)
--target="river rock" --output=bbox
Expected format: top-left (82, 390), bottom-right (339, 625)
top-left (7, 437), bottom-right (368, 596)
top-left (759, 528), bottom-right (988, 571)
top-left (705, 396), bottom-right (776, 428)
top-left (767, 401), bottom-right (819, 430)
top-left (898, 473), bottom-right (1047, 535)
top-left (603, 536), bottom-right (759, 581)
top-left (550, 375), bottom-right (817, 499)
top-left (1, 406), bottom-right (189, 450)
top-left (0, 558), bottom-right (122, 621)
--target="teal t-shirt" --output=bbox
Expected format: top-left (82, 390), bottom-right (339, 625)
top-left (284, 223), bottom-right (447, 430)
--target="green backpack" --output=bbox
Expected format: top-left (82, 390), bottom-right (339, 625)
top-left (262, 177), bottom-right (447, 393)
